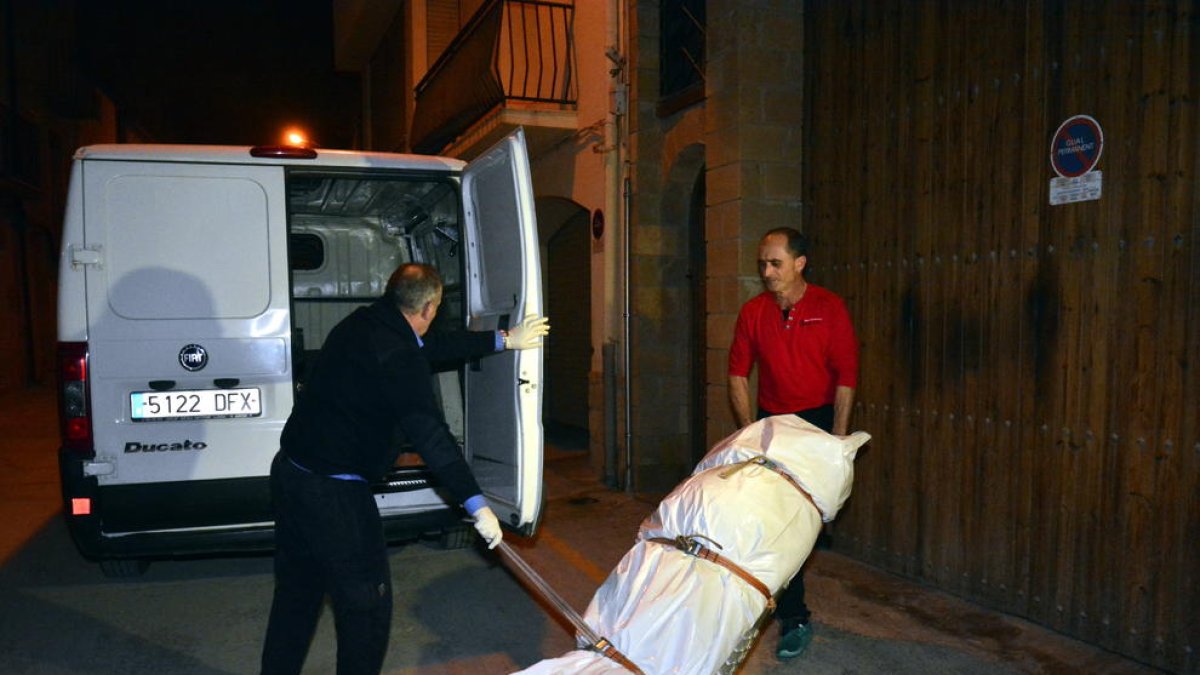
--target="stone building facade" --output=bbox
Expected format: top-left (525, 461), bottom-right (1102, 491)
top-left (335, 0), bottom-right (810, 492)
top-left (625, 1), bottom-right (807, 488)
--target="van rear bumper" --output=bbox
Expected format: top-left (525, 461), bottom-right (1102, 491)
top-left (66, 510), bottom-right (465, 560)
top-left (59, 452), bottom-right (464, 561)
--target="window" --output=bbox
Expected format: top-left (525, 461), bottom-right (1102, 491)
top-left (288, 233), bottom-right (325, 271)
top-left (659, 0), bottom-right (705, 116)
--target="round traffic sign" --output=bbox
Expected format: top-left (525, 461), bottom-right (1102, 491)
top-left (1050, 115), bottom-right (1104, 178)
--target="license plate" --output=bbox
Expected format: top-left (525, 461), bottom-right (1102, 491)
top-left (130, 388), bottom-right (262, 422)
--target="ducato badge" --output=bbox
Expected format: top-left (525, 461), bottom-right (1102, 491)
top-left (179, 344), bottom-right (208, 371)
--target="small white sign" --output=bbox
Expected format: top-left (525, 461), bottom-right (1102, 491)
top-left (1049, 171), bottom-right (1102, 205)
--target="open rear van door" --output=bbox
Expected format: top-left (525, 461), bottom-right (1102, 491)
top-left (460, 129), bottom-right (544, 536)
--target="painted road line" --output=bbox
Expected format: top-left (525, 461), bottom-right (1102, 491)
top-left (537, 529), bottom-right (610, 585)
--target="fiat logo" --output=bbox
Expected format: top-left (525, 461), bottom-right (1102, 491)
top-left (179, 344), bottom-right (208, 371)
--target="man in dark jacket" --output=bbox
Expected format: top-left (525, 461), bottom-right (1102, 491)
top-left (261, 262), bottom-right (548, 675)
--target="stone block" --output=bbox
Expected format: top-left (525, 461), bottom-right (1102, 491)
top-left (705, 275), bottom-right (745, 314)
top-left (742, 163), bottom-right (766, 201)
top-left (738, 273), bottom-right (764, 297)
top-left (704, 124), bottom-right (744, 168)
top-left (760, 15), bottom-right (805, 51)
top-left (707, 238), bottom-right (742, 277)
top-left (707, 385), bottom-right (734, 428)
top-left (742, 199), bottom-right (805, 233)
top-left (659, 115), bottom-right (707, 174)
top-left (704, 94), bottom-right (751, 136)
top-left (743, 124), bottom-right (800, 163)
top-left (655, 291), bottom-right (687, 330)
top-left (633, 333), bottom-right (688, 374)
top-left (707, 312), bottom-right (737, 347)
top-left (633, 286), bottom-right (662, 321)
top-left (706, 162), bottom-right (744, 207)
top-left (705, 201), bottom-right (742, 240)
top-left (633, 255), bottom-right (665, 286)
top-left (707, 346), bottom-right (731, 386)
top-left (741, 54), bottom-right (798, 90)
top-left (762, 87), bottom-right (805, 125)
top-left (637, 34), bottom-right (659, 70)
top-left (633, 453), bottom-right (687, 492)
top-left (762, 163), bottom-right (804, 200)
top-left (633, 225), bottom-right (677, 256)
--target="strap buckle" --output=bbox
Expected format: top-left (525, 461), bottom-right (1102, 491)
top-left (590, 637), bottom-right (646, 674)
top-left (718, 455), bottom-right (776, 479)
top-left (650, 534), bottom-right (775, 610)
top-left (674, 533), bottom-right (721, 556)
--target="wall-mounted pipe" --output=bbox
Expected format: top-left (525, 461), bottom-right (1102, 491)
top-left (622, 174), bottom-right (632, 492)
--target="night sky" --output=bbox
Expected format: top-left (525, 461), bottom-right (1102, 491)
top-left (76, 0), bottom-right (360, 148)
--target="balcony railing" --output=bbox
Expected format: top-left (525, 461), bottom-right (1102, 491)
top-left (411, 0), bottom-right (577, 155)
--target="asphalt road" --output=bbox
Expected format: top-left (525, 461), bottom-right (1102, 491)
top-left (0, 385), bottom-right (1161, 674)
top-left (0, 387), bottom-right (598, 674)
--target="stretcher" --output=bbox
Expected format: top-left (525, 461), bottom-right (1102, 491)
top-left (509, 415), bottom-right (871, 674)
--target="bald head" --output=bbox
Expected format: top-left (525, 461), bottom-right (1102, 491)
top-left (386, 263), bottom-right (443, 336)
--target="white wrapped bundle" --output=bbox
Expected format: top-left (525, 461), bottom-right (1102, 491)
top-left (516, 416), bottom-right (870, 675)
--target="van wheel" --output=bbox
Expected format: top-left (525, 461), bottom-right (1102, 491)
top-left (99, 558), bottom-right (150, 578)
top-left (437, 524), bottom-right (475, 550)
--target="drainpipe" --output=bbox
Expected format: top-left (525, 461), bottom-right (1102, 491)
top-left (622, 173), bottom-right (633, 492)
top-left (605, 0), bottom-right (634, 493)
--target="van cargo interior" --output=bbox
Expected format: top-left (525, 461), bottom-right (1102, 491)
top-left (286, 171), bottom-right (467, 487)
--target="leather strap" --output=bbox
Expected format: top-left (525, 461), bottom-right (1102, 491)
top-left (719, 455), bottom-right (820, 515)
top-left (648, 535), bottom-right (776, 611)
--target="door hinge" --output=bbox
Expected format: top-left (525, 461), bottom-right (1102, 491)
top-left (70, 244), bottom-right (103, 269)
top-left (83, 459), bottom-right (115, 477)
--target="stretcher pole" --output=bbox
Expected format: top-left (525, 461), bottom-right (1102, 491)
top-left (496, 541), bottom-right (644, 674)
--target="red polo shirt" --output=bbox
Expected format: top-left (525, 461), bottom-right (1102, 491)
top-left (728, 285), bottom-right (859, 414)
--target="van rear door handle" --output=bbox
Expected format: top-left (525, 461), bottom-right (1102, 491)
top-left (214, 378), bottom-right (240, 389)
top-left (148, 380), bottom-right (175, 391)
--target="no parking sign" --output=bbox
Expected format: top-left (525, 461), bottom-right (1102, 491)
top-left (1049, 114), bottom-right (1104, 205)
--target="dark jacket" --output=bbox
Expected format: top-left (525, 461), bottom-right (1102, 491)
top-left (280, 298), bottom-right (496, 503)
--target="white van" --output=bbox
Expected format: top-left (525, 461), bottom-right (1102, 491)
top-left (56, 130), bottom-right (545, 577)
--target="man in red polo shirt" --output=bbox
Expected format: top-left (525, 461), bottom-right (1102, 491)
top-left (728, 226), bottom-right (859, 660)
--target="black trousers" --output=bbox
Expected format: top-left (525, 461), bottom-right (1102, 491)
top-left (261, 451), bottom-right (392, 675)
top-left (757, 404), bottom-right (834, 629)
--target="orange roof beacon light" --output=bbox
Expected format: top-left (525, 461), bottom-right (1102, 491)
top-left (249, 126), bottom-right (319, 159)
top-left (283, 128), bottom-right (309, 147)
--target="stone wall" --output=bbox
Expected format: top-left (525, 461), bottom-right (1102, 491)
top-left (625, 0), bottom-right (807, 490)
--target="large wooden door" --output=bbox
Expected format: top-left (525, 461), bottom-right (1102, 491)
top-left (803, 2), bottom-right (1199, 671)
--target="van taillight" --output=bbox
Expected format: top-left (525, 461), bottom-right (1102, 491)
top-left (57, 342), bottom-right (93, 455)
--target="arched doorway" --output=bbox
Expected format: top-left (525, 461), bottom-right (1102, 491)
top-left (659, 145), bottom-right (707, 466)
